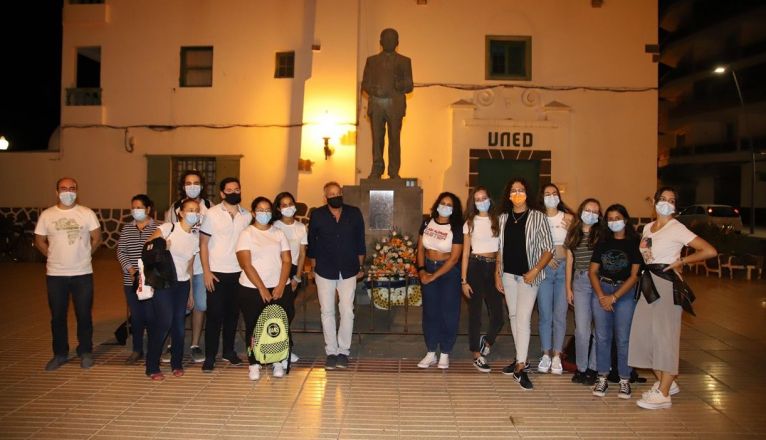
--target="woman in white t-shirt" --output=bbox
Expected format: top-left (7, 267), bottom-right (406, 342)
top-left (236, 196), bottom-right (292, 381)
top-left (629, 187), bottom-right (716, 410)
top-left (460, 186), bottom-right (503, 373)
top-left (416, 192), bottom-right (464, 370)
top-left (536, 183), bottom-right (574, 375)
top-left (145, 199), bottom-right (200, 381)
top-left (273, 191), bottom-right (307, 363)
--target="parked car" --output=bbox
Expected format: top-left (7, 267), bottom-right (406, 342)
top-left (677, 204), bottom-right (744, 232)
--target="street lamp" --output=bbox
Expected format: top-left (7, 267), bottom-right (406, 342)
top-left (713, 65), bottom-right (756, 235)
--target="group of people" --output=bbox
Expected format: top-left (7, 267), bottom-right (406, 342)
top-left (414, 178), bottom-right (716, 410)
top-left (34, 173), bottom-right (716, 410)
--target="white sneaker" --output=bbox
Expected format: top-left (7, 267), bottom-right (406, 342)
top-left (649, 380), bottom-right (680, 396)
top-left (537, 354), bottom-right (551, 373)
top-left (437, 353), bottom-right (449, 369)
top-left (551, 355), bottom-right (563, 375)
top-left (248, 364), bottom-right (261, 381)
top-left (290, 352), bottom-right (300, 363)
top-left (417, 352), bottom-right (437, 368)
top-left (272, 363), bottom-right (285, 378)
top-left (637, 388), bottom-right (672, 410)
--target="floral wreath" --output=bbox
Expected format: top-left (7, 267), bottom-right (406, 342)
top-left (367, 229), bottom-right (418, 280)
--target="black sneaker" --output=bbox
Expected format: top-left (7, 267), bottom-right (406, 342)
top-left (584, 368), bottom-right (598, 386)
top-left (513, 371), bottom-right (534, 390)
top-left (336, 354), bottom-right (349, 369)
top-left (45, 356), bottom-right (68, 371)
top-left (479, 335), bottom-right (491, 357)
top-left (201, 360), bottom-right (215, 373)
top-left (190, 346), bottom-right (205, 364)
top-left (607, 369), bottom-right (620, 383)
top-left (571, 370), bottom-right (586, 384)
top-left (593, 375), bottom-right (608, 397)
top-left (618, 379), bottom-right (631, 399)
top-left (473, 356), bottom-right (491, 373)
top-left (222, 352), bottom-right (243, 365)
top-left (501, 361), bottom-right (530, 375)
top-left (325, 355), bottom-right (338, 370)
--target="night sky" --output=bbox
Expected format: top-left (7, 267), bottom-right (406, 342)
top-left (0, 1), bottom-right (63, 151)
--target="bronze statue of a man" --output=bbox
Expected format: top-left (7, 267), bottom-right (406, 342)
top-left (361, 28), bottom-right (413, 179)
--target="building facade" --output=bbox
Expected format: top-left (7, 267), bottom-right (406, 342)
top-left (0, 0), bottom-right (658, 246)
top-left (658, 0), bottom-right (766, 228)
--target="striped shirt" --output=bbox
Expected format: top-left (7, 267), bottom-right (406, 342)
top-left (117, 219), bottom-right (159, 286)
top-left (497, 210), bottom-right (554, 286)
top-left (573, 231), bottom-right (594, 272)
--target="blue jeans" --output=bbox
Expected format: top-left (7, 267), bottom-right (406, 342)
top-left (421, 259), bottom-right (461, 354)
top-left (124, 284), bottom-right (151, 354)
top-left (192, 273), bottom-right (206, 311)
top-left (537, 261), bottom-right (567, 353)
top-left (146, 280), bottom-right (190, 374)
top-left (46, 274), bottom-right (94, 357)
top-left (572, 270), bottom-right (597, 372)
top-left (592, 281), bottom-right (636, 379)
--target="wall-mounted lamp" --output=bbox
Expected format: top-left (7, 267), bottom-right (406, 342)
top-left (0, 136), bottom-right (9, 151)
top-left (323, 136), bottom-right (334, 160)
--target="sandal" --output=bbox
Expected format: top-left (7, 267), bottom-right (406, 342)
top-left (150, 372), bottom-right (165, 381)
top-left (172, 369), bottom-right (185, 377)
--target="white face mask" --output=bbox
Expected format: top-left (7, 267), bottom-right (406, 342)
top-left (59, 191), bottom-right (77, 207)
top-left (580, 211), bottom-right (599, 226)
top-left (280, 206), bottom-right (297, 218)
top-left (543, 195), bottom-right (560, 209)
top-left (185, 184), bottom-right (201, 199)
top-left (608, 220), bottom-right (626, 232)
top-left (132, 208), bottom-right (147, 221)
top-left (655, 201), bottom-right (675, 217)
top-left (437, 204), bottom-right (453, 218)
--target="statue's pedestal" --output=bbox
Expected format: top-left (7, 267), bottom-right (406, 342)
top-left (343, 178), bottom-right (423, 251)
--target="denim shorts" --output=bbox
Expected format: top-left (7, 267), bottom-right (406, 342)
top-left (192, 273), bottom-right (206, 312)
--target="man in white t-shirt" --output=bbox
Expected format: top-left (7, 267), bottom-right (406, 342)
top-left (199, 177), bottom-right (252, 372)
top-left (34, 177), bottom-right (102, 371)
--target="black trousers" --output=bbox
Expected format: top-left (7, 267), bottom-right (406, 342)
top-left (239, 284), bottom-right (294, 365)
top-left (204, 272), bottom-right (241, 361)
top-left (466, 257), bottom-right (505, 353)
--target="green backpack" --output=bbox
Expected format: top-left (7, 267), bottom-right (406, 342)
top-left (250, 304), bottom-right (291, 368)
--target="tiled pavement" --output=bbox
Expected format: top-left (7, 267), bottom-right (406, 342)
top-left (1, 252), bottom-right (765, 439)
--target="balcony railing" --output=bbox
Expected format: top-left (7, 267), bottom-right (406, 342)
top-left (66, 88), bottom-right (102, 106)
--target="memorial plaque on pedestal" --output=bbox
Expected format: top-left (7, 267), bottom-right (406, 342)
top-left (342, 178), bottom-right (423, 252)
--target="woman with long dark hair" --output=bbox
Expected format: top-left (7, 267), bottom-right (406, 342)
top-left (164, 170), bottom-right (212, 364)
top-left (495, 178), bottom-right (554, 390)
top-left (460, 186), bottom-right (503, 372)
top-left (630, 187), bottom-right (716, 409)
top-left (416, 192), bottom-right (464, 370)
top-left (589, 204), bottom-right (642, 400)
top-left (564, 198), bottom-right (602, 385)
top-left (272, 191), bottom-right (306, 363)
top-left (536, 183), bottom-right (574, 375)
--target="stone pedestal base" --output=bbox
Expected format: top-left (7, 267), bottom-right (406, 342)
top-left (343, 178), bottom-right (423, 252)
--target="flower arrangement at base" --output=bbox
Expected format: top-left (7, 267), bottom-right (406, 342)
top-left (365, 229), bottom-right (422, 310)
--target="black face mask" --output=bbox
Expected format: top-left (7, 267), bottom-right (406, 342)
top-left (223, 193), bottom-right (241, 205)
top-left (327, 196), bottom-right (343, 209)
